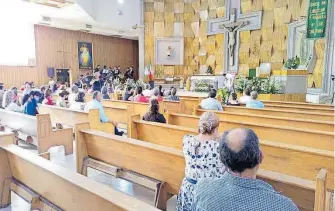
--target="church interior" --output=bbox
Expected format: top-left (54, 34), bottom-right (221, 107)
top-left (0, 0), bottom-right (334, 210)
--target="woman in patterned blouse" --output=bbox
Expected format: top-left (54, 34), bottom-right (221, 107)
top-left (176, 112), bottom-right (226, 211)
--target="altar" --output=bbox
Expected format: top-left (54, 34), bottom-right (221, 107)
top-left (190, 75), bottom-right (226, 92)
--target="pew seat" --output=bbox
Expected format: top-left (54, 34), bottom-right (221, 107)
top-left (0, 109), bottom-right (73, 154)
top-left (193, 108), bottom-right (334, 132)
top-left (0, 133), bottom-right (158, 211)
top-left (167, 112), bottom-right (334, 150)
top-left (128, 117), bottom-right (334, 190)
top-left (75, 127), bottom-right (332, 211)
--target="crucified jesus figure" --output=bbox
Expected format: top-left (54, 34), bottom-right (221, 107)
top-left (219, 21), bottom-right (248, 66)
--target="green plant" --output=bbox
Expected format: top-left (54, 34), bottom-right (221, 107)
top-left (284, 56), bottom-right (301, 69)
top-left (217, 88), bottom-right (229, 104)
top-left (235, 76), bottom-right (283, 94)
top-left (261, 77), bottom-right (283, 94)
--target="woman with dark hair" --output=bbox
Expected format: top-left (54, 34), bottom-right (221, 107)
top-left (176, 112), bottom-right (226, 211)
top-left (70, 91), bottom-right (86, 111)
top-left (123, 86), bottom-right (133, 101)
top-left (101, 86), bottom-right (110, 99)
top-left (158, 85), bottom-right (164, 97)
top-left (228, 92), bottom-right (240, 106)
top-left (24, 91), bottom-right (41, 116)
top-left (132, 86), bottom-right (148, 103)
top-left (142, 99), bottom-right (166, 123)
top-left (56, 90), bottom-right (69, 107)
top-left (42, 88), bottom-right (55, 105)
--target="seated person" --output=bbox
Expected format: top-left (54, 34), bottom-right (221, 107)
top-left (132, 86), bottom-right (149, 103)
top-left (68, 85), bottom-right (79, 104)
top-left (238, 88), bottom-right (252, 104)
top-left (86, 91), bottom-right (124, 136)
top-left (143, 99), bottom-right (166, 123)
top-left (56, 90), bottom-right (70, 108)
top-left (150, 88), bottom-right (163, 102)
top-left (227, 93), bottom-right (240, 106)
top-left (177, 112), bottom-right (225, 211)
top-left (167, 87), bottom-right (180, 101)
top-left (123, 86), bottom-right (133, 101)
top-left (193, 128), bottom-right (298, 211)
top-left (69, 91), bottom-right (86, 111)
top-left (246, 91), bottom-right (264, 109)
top-left (42, 88), bottom-right (55, 105)
top-left (90, 71), bottom-right (103, 92)
top-left (24, 91), bottom-right (40, 116)
top-left (158, 85), bottom-right (164, 97)
top-left (200, 89), bottom-right (223, 111)
top-left (3, 90), bottom-right (22, 113)
top-left (101, 86), bottom-right (110, 99)
top-left (142, 84), bottom-right (153, 97)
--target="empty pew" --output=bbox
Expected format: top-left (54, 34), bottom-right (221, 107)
top-left (193, 108), bottom-right (334, 132)
top-left (262, 104), bottom-right (334, 114)
top-left (166, 112), bottom-right (334, 150)
top-left (220, 105), bottom-right (334, 121)
top-left (262, 100), bottom-right (334, 109)
top-left (0, 109), bottom-right (73, 154)
top-left (39, 104), bottom-right (134, 132)
top-left (128, 116), bottom-right (334, 190)
top-left (75, 127), bottom-right (332, 211)
top-left (0, 133), bottom-right (158, 211)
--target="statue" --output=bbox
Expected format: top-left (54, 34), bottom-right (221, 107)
top-left (219, 21), bottom-right (248, 66)
top-left (166, 46), bottom-right (173, 58)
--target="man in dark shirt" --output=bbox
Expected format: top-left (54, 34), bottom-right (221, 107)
top-left (90, 72), bottom-right (103, 92)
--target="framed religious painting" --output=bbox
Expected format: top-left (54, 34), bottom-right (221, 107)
top-left (78, 41), bottom-right (93, 69)
top-left (155, 37), bottom-right (184, 65)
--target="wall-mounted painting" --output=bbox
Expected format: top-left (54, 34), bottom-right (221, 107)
top-left (78, 41), bottom-right (93, 69)
top-left (155, 37), bottom-right (184, 65)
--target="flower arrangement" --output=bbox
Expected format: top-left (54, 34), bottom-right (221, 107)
top-left (235, 76), bottom-right (283, 94)
top-left (217, 88), bottom-right (229, 104)
top-left (284, 56), bottom-right (301, 69)
top-left (193, 80), bottom-right (212, 92)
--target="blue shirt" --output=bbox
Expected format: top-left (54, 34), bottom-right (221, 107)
top-left (200, 98), bottom-right (223, 111)
top-left (246, 100), bottom-right (265, 109)
top-left (193, 172), bottom-right (298, 211)
top-left (24, 98), bottom-right (38, 116)
top-left (86, 99), bottom-right (109, 123)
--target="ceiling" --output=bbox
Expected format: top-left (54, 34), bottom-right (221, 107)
top-left (0, 0), bottom-right (141, 39)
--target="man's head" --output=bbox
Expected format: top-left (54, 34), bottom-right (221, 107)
top-left (209, 89), bottom-right (217, 98)
top-left (71, 85), bottom-right (79, 94)
top-left (231, 92), bottom-right (237, 100)
top-left (153, 87), bottom-right (160, 97)
top-left (92, 91), bottom-right (102, 101)
top-left (219, 128), bottom-right (262, 175)
top-left (171, 87), bottom-right (177, 96)
top-left (243, 88), bottom-right (251, 96)
top-left (32, 91), bottom-right (41, 101)
top-left (94, 71), bottom-right (100, 79)
top-left (250, 91), bottom-right (258, 100)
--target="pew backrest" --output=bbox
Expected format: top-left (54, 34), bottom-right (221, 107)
top-left (167, 112), bottom-right (334, 151)
top-left (221, 105), bottom-right (334, 121)
top-left (262, 100), bottom-right (334, 109)
top-left (262, 104), bottom-right (334, 114)
top-left (194, 108), bottom-right (334, 132)
top-left (128, 117), bottom-right (334, 190)
top-left (75, 129), bottom-right (331, 210)
top-left (0, 133), bottom-right (159, 211)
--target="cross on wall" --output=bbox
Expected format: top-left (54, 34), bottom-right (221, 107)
top-left (207, 0), bottom-right (263, 73)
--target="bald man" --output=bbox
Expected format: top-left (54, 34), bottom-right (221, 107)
top-left (192, 128), bottom-right (298, 211)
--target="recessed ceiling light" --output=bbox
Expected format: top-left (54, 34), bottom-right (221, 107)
top-left (117, 0), bottom-right (124, 4)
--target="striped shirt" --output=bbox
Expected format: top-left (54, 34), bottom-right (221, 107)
top-left (193, 172), bottom-right (298, 211)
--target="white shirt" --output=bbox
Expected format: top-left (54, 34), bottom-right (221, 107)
top-left (69, 102), bottom-right (86, 111)
top-left (5, 102), bottom-right (23, 113)
top-left (238, 95), bottom-right (252, 104)
top-left (143, 89), bottom-right (153, 97)
top-left (68, 93), bottom-right (77, 104)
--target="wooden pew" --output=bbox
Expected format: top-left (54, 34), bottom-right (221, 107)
top-left (166, 112), bottom-right (334, 150)
top-left (263, 100), bottom-right (334, 109)
top-left (39, 104), bottom-right (134, 132)
top-left (0, 133), bottom-right (158, 211)
top-left (128, 116), bottom-right (334, 190)
top-left (75, 127), bottom-right (332, 211)
top-left (0, 109), bottom-right (73, 155)
top-left (262, 104), bottom-right (334, 114)
top-left (193, 108), bottom-right (334, 132)
top-left (220, 105), bottom-right (334, 121)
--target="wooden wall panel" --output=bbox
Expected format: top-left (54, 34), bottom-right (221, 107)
top-left (144, 0), bottom-right (326, 88)
top-left (0, 25), bottom-right (139, 88)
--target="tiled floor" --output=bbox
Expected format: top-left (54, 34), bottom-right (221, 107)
top-left (1, 141), bottom-right (177, 211)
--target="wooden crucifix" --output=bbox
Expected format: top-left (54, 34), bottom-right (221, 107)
top-left (207, 2), bottom-right (263, 73)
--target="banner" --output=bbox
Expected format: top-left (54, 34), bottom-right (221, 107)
top-left (306, 0), bottom-right (329, 39)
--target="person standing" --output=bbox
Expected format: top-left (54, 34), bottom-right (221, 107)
top-left (90, 71), bottom-right (103, 92)
top-left (24, 91), bottom-right (40, 116)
